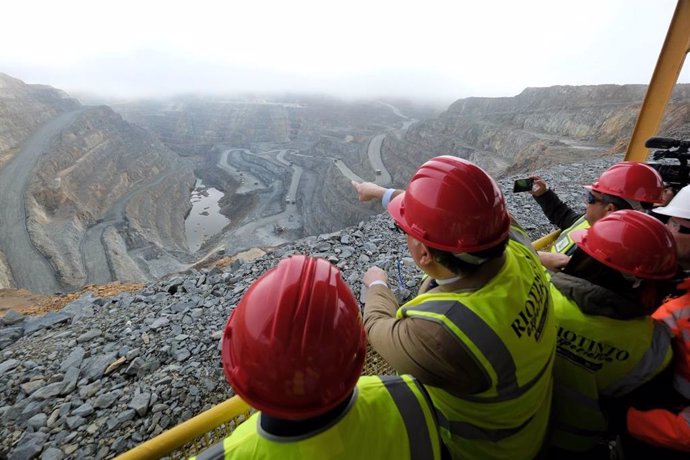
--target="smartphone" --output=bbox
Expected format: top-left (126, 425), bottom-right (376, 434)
top-left (513, 178), bottom-right (534, 193)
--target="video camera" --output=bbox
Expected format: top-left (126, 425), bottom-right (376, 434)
top-left (645, 137), bottom-right (690, 193)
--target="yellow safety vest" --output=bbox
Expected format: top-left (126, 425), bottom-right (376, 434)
top-left (549, 285), bottom-right (673, 452)
top-left (397, 239), bottom-right (557, 460)
top-left (192, 375), bottom-right (442, 460)
top-left (551, 215), bottom-right (590, 255)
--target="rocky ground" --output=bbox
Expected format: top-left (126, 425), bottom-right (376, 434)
top-left (0, 154), bottom-right (620, 459)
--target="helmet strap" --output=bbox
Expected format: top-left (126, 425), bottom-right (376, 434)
top-left (435, 275), bottom-right (462, 285)
top-left (623, 198), bottom-right (644, 211)
top-left (452, 252), bottom-right (488, 265)
top-left (620, 271), bottom-right (643, 288)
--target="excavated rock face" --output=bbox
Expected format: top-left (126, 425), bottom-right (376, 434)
top-left (382, 84), bottom-right (690, 183)
top-left (0, 73), bottom-right (80, 168)
top-left (4, 76), bottom-right (690, 293)
top-left (25, 106), bottom-right (195, 290)
top-left (115, 96), bottom-right (437, 240)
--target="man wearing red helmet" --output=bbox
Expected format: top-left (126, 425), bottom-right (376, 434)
top-left (529, 162), bottom-right (665, 271)
top-left (192, 255), bottom-right (444, 460)
top-left (353, 156), bottom-right (556, 460)
top-left (546, 210), bottom-right (676, 456)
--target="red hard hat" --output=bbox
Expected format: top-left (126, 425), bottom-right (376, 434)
top-left (221, 255), bottom-right (366, 420)
top-left (588, 162), bottom-right (664, 204)
top-left (388, 155), bottom-right (510, 253)
top-left (571, 210), bottom-right (677, 280)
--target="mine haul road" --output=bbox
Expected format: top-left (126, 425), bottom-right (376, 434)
top-left (0, 110), bottom-right (87, 294)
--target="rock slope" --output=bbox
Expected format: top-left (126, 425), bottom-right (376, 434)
top-left (0, 154), bottom-right (620, 459)
top-left (0, 74), bottom-right (80, 169)
top-left (382, 84), bottom-right (690, 183)
top-left (0, 74), bottom-right (197, 292)
top-left (26, 106), bottom-right (196, 290)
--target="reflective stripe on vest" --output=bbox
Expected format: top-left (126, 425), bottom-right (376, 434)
top-left (653, 295), bottom-right (690, 398)
top-left (397, 239), bottom-right (556, 459)
top-left (656, 306), bottom-right (690, 329)
top-left (653, 294), bottom-right (690, 330)
top-left (379, 375), bottom-right (435, 460)
top-left (435, 408), bottom-right (535, 442)
top-left (550, 361), bottom-right (608, 451)
top-left (675, 373), bottom-right (690, 399)
top-left (549, 378), bottom-right (607, 450)
top-left (213, 375), bottom-right (441, 460)
top-left (600, 320), bottom-right (673, 397)
top-left (551, 215), bottom-right (589, 255)
top-left (397, 299), bottom-right (553, 404)
top-left (191, 441), bottom-right (224, 460)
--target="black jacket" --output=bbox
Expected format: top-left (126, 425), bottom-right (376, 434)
top-left (534, 190), bottom-right (581, 230)
top-left (550, 271), bottom-right (648, 320)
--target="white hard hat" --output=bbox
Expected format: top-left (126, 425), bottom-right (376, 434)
top-left (654, 184), bottom-right (690, 219)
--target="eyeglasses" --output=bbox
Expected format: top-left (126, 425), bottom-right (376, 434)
top-left (586, 192), bottom-right (607, 205)
top-left (669, 218), bottom-right (690, 235)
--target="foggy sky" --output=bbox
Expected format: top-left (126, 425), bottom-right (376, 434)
top-left (2, 0), bottom-right (689, 103)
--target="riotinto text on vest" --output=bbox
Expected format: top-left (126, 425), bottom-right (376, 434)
top-left (557, 326), bottom-right (631, 371)
top-left (510, 258), bottom-right (549, 341)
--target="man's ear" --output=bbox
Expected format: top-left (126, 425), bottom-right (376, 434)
top-left (604, 202), bottom-right (619, 215)
top-left (417, 244), bottom-right (434, 268)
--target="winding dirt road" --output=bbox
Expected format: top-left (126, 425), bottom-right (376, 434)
top-left (202, 104), bottom-right (412, 255)
top-left (82, 170), bottom-right (180, 285)
top-left (0, 110), bottom-right (86, 293)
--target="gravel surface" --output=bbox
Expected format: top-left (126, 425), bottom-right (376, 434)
top-left (0, 154), bottom-right (621, 459)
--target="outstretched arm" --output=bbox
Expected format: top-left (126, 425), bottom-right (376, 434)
top-left (351, 180), bottom-right (387, 202)
top-left (351, 180), bottom-right (403, 208)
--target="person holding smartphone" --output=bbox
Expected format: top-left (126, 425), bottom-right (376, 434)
top-left (528, 162), bottom-right (665, 271)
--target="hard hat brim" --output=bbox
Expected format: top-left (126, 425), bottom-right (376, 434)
top-left (653, 205), bottom-right (690, 220)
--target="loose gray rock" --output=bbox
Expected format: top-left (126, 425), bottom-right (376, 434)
top-left (2, 309), bottom-right (24, 325)
top-left (59, 347), bottom-right (85, 372)
top-left (128, 392), bottom-right (151, 417)
top-left (31, 382), bottom-right (64, 400)
top-left (84, 352), bottom-right (118, 381)
top-left (9, 432), bottom-right (48, 460)
top-left (72, 402), bottom-right (94, 417)
top-left (150, 317), bottom-right (170, 330)
top-left (26, 412), bottom-right (48, 429)
top-left (94, 390), bottom-right (121, 409)
top-left (61, 293), bottom-right (96, 322)
top-left (60, 367), bottom-right (80, 395)
top-left (0, 358), bottom-right (20, 374)
top-left (23, 312), bottom-right (72, 335)
top-left (76, 329), bottom-right (102, 343)
top-left (41, 447), bottom-right (64, 460)
top-left (20, 379), bottom-right (46, 395)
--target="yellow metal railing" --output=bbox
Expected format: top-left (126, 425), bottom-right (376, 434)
top-left (532, 228), bottom-right (561, 252)
top-left (116, 345), bottom-right (394, 459)
top-left (115, 396), bottom-right (252, 460)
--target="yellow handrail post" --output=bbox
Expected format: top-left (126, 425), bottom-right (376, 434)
top-left (626, 0), bottom-right (690, 162)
